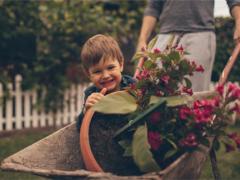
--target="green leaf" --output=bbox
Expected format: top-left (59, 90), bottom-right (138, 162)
top-left (147, 36), bottom-right (158, 51)
top-left (165, 138), bottom-right (178, 149)
top-left (213, 138), bottom-right (221, 151)
top-left (149, 95), bottom-right (192, 107)
top-left (118, 139), bottom-right (133, 157)
top-left (149, 91), bottom-right (218, 107)
top-left (132, 125), bottom-right (161, 172)
top-left (168, 51), bottom-right (180, 62)
top-left (184, 77), bottom-right (192, 89)
top-left (164, 149), bottom-right (178, 160)
top-left (131, 52), bottom-right (144, 62)
top-left (93, 91), bottom-right (137, 114)
top-left (199, 138), bottom-right (210, 147)
top-left (144, 60), bottom-right (155, 69)
top-left (114, 99), bottom-right (166, 140)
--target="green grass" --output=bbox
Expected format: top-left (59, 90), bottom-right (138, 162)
top-left (200, 124), bottom-right (240, 180)
top-left (0, 128), bottom-right (55, 180)
top-left (0, 126), bottom-right (239, 180)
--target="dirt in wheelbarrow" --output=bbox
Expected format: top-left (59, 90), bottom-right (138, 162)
top-left (89, 113), bottom-right (142, 176)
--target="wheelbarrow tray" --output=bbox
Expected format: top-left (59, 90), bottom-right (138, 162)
top-left (1, 91), bottom-right (215, 180)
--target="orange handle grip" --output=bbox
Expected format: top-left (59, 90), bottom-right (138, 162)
top-left (79, 88), bottom-right (106, 172)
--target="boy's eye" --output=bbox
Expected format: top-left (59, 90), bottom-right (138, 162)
top-left (107, 65), bottom-right (116, 70)
top-left (92, 70), bottom-right (101, 74)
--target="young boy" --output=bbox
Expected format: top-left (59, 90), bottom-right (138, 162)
top-left (76, 34), bottom-right (135, 130)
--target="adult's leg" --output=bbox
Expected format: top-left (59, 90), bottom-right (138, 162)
top-left (179, 32), bottom-right (216, 92)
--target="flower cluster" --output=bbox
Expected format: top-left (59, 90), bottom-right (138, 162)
top-left (130, 44), bottom-right (204, 109)
top-left (122, 42), bottom-right (240, 172)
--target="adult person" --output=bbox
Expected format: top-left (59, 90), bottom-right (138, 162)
top-left (137, 0), bottom-right (240, 92)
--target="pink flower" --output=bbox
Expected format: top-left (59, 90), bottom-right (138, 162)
top-left (215, 84), bottom-right (224, 96)
top-left (155, 90), bottom-right (164, 97)
top-left (227, 83), bottom-right (238, 93)
top-left (230, 103), bottom-right (240, 114)
top-left (193, 108), bottom-right (212, 123)
top-left (136, 90), bottom-right (143, 97)
top-left (195, 65), bottom-right (204, 73)
top-left (149, 112), bottom-right (161, 124)
top-left (191, 61), bottom-right (197, 68)
top-left (176, 45), bottom-right (184, 52)
top-left (141, 69), bottom-right (150, 79)
top-left (228, 133), bottom-right (240, 149)
top-left (136, 69), bottom-right (150, 80)
top-left (179, 106), bottom-right (192, 120)
top-left (230, 88), bottom-right (240, 99)
top-left (179, 133), bottom-right (198, 148)
top-left (153, 48), bottom-right (161, 54)
top-left (194, 99), bottom-right (216, 110)
top-left (129, 83), bottom-right (136, 90)
top-left (235, 138), bottom-right (240, 149)
top-left (228, 132), bottom-right (238, 140)
top-left (148, 131), bottom-right (162, 151)
top-left (182, 86), bottom-right (193, 95)
top-left (161, 75), bottom-right (170, 85)
top-left (224, 143), bottom-right (235, 153)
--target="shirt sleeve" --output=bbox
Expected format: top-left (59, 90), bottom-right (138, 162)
top-left (144, 0), bottom-right (165, 19)
top-left (226, 0), bottom-right (240, 10)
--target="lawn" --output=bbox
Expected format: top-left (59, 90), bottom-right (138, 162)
top-left (0, 126), bottom-right (239, 180)
top-left (0, 128), bottom-right (56, 180)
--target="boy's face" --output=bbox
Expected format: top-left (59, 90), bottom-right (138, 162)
top-left (88, 57), bottom-right (123, 93)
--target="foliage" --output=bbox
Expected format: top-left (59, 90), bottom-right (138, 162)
top-left (0, 0), bottom-right (145, 110)
top-left (94, 37), bottom-right (240, 173)
top-left (214, 17), bottom-right (240, 82)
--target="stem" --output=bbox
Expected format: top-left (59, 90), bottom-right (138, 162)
top-left (209, 139), bottom-right (221, 180)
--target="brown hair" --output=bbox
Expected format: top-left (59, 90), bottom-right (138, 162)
top-left (81, 34), bottom-right (124, 71)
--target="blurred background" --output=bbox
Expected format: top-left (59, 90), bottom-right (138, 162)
top-left (0, 0), bottom-right (239, 179)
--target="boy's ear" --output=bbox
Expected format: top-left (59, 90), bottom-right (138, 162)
top-left (120, 60), bottom-right (124, 72)
top-left (82, 65), bottom-right (90, 77)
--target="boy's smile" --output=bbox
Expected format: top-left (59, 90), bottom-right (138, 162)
top-left (88, 57), bottom-right (123, 93)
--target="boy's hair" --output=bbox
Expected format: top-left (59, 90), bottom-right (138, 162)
top-left (81, 34), bottom-right (124, 71)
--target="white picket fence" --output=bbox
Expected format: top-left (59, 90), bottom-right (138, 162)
top-left (0, 75), bottom-right (89, 132)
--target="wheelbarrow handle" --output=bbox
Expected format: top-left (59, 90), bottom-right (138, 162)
top-left (218, 43), bottom-right (240, 85)
top-left (133, 57), bottom-right (145, 79)
top-left (79, 88), bottom-right (106, 172)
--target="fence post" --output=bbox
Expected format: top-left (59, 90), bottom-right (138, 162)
top-left (0, 83), bottom-right (3, 131)
top-left (15, 75), bottom-right (22, 129)
top-left (0, 74), bottom-right (88, 132)
top-left (32, 91), bottom-right (38, 128)
top-left (6, 83), bottom-right (13, 130)
top-left (69, 85), bottom-right (75, 123)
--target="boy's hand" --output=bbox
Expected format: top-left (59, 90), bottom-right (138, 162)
top-left (85, 88), bottom-right (107, 110)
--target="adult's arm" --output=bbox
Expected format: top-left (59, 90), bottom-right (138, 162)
top-left (231, 5), bottom-right (240, 42)
top-left (227, 0), bottom-right (240, 42)
top-left (137, 16), bottom-right (157, 51)
top-left (137, 0), bottom-right (164, 51)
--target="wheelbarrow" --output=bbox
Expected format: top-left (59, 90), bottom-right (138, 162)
top-left (1, 43), bottom-right (240, 179)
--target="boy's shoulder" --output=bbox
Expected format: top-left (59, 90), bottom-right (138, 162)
top-left (121, 75), bottom-right (136, 87)
top-left (84, 84), bottom-right (99, 97)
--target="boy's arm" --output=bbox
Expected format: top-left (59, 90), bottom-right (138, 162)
top-left (76, 88), bottom-right (107, 131)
